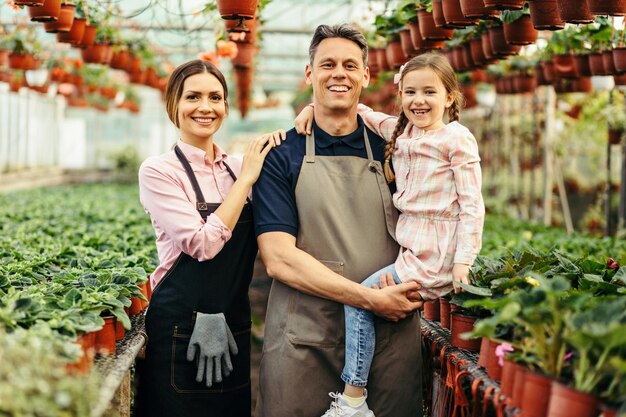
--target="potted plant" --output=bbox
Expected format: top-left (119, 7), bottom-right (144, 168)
top-left (4, 25), bottom-right (41, 70)
top-left (528, 0), bottom-right (565, 31)
top-left (598, 105), bottom-right (625, 145)
top-left (416, 0), bottom-right (455, 41)
top-left (501, 4), bottom-right (538, 46)
top-left (555, 0), bottom-right (595, 24)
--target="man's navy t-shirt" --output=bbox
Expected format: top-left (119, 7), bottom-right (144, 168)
top-left (253, 116), bottom-right (394, 238)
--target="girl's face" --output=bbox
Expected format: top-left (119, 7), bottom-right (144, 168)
top-left (399, 67), bottom-right (454, 132)
top-left (177, 72), bottom-right (226, 144)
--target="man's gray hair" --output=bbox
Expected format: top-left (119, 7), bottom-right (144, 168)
top-left (308, 24), bottom-right (368, 67)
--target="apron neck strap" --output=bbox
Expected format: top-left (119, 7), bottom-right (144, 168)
top-left (305, 126), bottom-right (375, 163)
top-left (175, 145), bottom-right (207, 210)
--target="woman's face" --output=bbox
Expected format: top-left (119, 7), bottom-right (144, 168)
top-left (177, 72), bottom-right (227, 143)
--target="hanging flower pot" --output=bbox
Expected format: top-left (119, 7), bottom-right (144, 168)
top-left (80, 43), bottom-right (111, 65)
top-left (555, 0), bottom-right (595, 23)
top-left (418, 9), bottom-right (454, 40)
top-left (520, 372), bottom-right (553, 417)
top-left (385, 39), bottom-right (406, 69)
top-left (462, 44), bottom-right (477, 70)
top-left (514, 73), bottom-right (537, 93)
top-left (231, 42), bottom-right (257, 68)
top-left (450, 311), bottom-right (481, 351)
top-left (586, 0), bottom-right (626, 16)
top-left (407, 20), bottom-right (446, 51)
top-left (399, 29), bottom-right (418, 59)
top-left (574, 54), bottom-right (593, 77)
top-left (553, 53), bottom-right (579, 78)
top-left (442, 0), bottom-right (479, 27)
top-left (374, 47), bottom-right (390, 72)
top-left (460, 0), bottom-right (500, 18)
top-left (529, 0), bottom-right (565, 30)
top-left (217, 0), bottom-right (258, 20)
top-left (461, 83), bottom-right (477, 107)
top-left (226, 17), bottom-right (257, 43)
top-left (503, 15), bottom-right (538, 45)
top-left (546, 382), bottom-right (600, 417)
top-left (78, 24), bottom-right (96, 48)
top-left (423, 300), bottom-right (440, 321)
top-left (14, 0), bottom-right (44, 5)
top-left (589, 52), bottom-right (608, 75)
top-left (481, 32), bottom-right (496, 61)
top-left (612, 47), bottom-right (626, 73)
top-left (110, 50), bottom-right (130, 70)
top-left (57, 17), bottom-right (86, 45)
top-left (602, 50), bottom-right (618, 75)
top-left (614, 73), bottom-right (626, 85)
top-left (433, 0), bottom-right (459, 28)
top-left (489, 26), bottom-right (522, 57)
top-left (28, 0), bottom-right (61, 22)
top-left (483, 0), bottom-right (525, 9)
top-left (470, 38), bottom-right (488, 66)
top-left (608, 128), bottom-right (624, 144)
top-left (368, 49), bottom-right (381, 77)
top-left (43, 2), bottom-right (75, 32)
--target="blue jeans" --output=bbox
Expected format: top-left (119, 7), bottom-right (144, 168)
top-left (341, 263), bottom-right (401, 387)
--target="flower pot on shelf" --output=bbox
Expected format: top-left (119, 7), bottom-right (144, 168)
top-left (115, 317), bottom-right (125, 341)
top-left (520, 371), bottom-right (553, 417)
top-left (439, 297), bottom-right (451, 329)
top-left (95, 316), bottom-right (116, 355)
top-left (423, 300), bottom-right (440, 321)
top-left (500, 359), bottom-right (518, 400)
top-left (485, 339), bottom-right (503, 381)
top-left (510, 363), bottom-right (528, 408)
top-left (586, 0), bottom-right (626, 16)
top-left (66, 332), bottom-right (96, 375)
top-left (555, 0), bottom-right (595, 23)
top-left (614, 73), bottom-right (626, 85)
top-left (28, 0), bottom-right (61, 22)
top-left (529, 0), bottom-right (565, 30)
top-left (43, 3), bottom-right (75, 32)
top-left (546, 382), bottom-right (600, 417)
top-left (217, 0), bottom-right (258, 19)
top-left (612, 47), bottom-right (626, 73)
top-left (450, 311), bottom-right (481, 351)
top-left (375, 47), bottom-right (390, 72)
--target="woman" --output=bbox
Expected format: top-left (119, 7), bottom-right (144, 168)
top-left (135, 60), bottom-right (284, 417)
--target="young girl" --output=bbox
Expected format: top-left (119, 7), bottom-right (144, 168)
top-left (296, 52), bottom-right (485, 417)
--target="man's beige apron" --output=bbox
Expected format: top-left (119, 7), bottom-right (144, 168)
top-left (256, 130), bottom-right (422, 417)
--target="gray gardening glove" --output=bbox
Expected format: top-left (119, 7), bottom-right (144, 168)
top-left (186, 312), bottom-right (238, 387)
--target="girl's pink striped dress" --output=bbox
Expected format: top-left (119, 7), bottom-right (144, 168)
top-left (359, 104), bottom-right (485, 300)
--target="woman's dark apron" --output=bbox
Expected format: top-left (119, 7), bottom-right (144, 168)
top-left (256, 131), bottom-right (422, 417)
top-left (135, 146), bottom-right (256, 417)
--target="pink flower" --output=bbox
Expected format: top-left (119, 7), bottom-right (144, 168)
top-left (607, 258), bottom-right (619, 270)
top-left (495, 342), bottom-right (514, 367)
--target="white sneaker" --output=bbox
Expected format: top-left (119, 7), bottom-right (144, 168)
top-left (320, 392), bottom-right (375, 417)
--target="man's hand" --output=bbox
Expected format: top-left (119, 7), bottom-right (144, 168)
top-left (369, 272), bottom-right (423, 321)
top-left (452, 263), bottom-right (471, 293)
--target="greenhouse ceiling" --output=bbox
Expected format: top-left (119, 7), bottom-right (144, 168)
top-left (1, 0), bottom-right (388, 93)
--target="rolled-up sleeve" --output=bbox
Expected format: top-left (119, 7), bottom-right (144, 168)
top-left (449, 132), bottom-right (485, 265)
top-left (139, 160), bottom-right (232, 261)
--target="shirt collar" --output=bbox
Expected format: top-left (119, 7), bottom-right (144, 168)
top-left (176, 139), bottom-right (228, 166)
top-left (313, 115), bottom-right (366, 150)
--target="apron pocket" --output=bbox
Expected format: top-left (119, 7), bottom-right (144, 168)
top-left (285, 260), bottom-right (344, 348)
top-left (170, 325), bottom-right (251, 394)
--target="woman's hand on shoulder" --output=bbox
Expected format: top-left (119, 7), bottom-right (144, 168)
top-left (238, 131), bottom-right (284, 185)
top-left (294, 104), bottom-right (314, 136)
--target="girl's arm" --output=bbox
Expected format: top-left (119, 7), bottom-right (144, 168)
top-left (449, 130), bottom-right (486, 268)
top-left (294, 103), bottom-right (398, 141)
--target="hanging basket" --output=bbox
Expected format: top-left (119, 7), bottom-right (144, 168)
top-left (556, 0), bottom-right (595, 23)
top-left (460, 0), bottom-right (500, 18)
top-left (612, 47), bottom-right (626, 73)
top-left (470, 38), bottom-right (488, 66)
top-left (553, 53), bottom-right (579, 78)
top-left (433, 0), bottom-right (459, 28)
top-left (503, 15), bottom-right (538, 45)
top-left (574, 54), bottom-right (593, 77)
top-left (586, 0), bottom-right (626, 16)
top-left (57, 17), bottom-right (85, 45)
top-left (529, 0), bottom-right (565, 30)
top-left (589, 52), bottom-right (608, 75)
top-left (489, 26), bottom-right (522, 57)
top-left (217, 0), bottom-right (258, 20)
top-left (28, 0), bottom-right (61, 22)
top-left (603, 50), bottom-right (618, 75)
top-left (399, 29), bottom-right (418, 59)
top-left (442, 0), bottom-right (480, 26)
top-left (385, 39), bottom-right (406, 70)
top-left (417, 9), bottom-right (454, 40)
top-left (43, 3), bottom-right (74, 32)
top-left (407, 20), bottom-right (446, 51)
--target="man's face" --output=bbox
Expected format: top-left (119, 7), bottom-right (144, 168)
top-left (305, 37), bottom-right (370, 113)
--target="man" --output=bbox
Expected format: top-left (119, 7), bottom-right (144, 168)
top-left (252, 24), bottom-right (423, 417)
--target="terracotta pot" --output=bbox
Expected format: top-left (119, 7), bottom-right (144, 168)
top-left (489, 26), bottom-right (522, 56)
top-left (129, 294), bottom-right (148, 315)
top-left (485, 339), bottom-right (503, 381)
top-left (451, 46), bottom-right (467, 71)
top-left (418, 9), bottom-right (454, 40)
top-left (483, 0), bottom-right (525, 9)
top-left (589, 52), bottom-right (608, 76)
top-left (472, 68), bottom-right (487, 82)
top-left (79, 24), bottom-right (96, 48)
top-left (433, 0), bottom-right (459, 28)
top-left (612, 47), bottom-right (626, 73)
top-left (462, 44), bottom-right (476, 70)
top-left (232, 42), bottom-right (256, 68)
top-left (553, 53), bottom-right (579, 78)
top-left (386, 39), bottom-right (407, 69)
top-left (95, 316), bottom-right (116, 355)
top-left (28, 0), bottom-right (61, 22)
top-left (586, 0), bottom-right (626, 16)
top-left (460, 0), bottom-right (500, 18)
top-left (369, 49), bottom-right (381, 77)
top-left (139, 281), bottom-right (151, 304)
top-left (529, 0), bottom-right (565, 30)
top-left (556, 0), bottom-right (595, 23)
top-left (510, 363), bottom-right (528, 408)
top-left (14, 0), bottom-right (44, 4)
top-left (439, 297), bottom-right (451, 329)
top-left (110, 50), bottom-right (130, 70)
top-left (99, 86), bottom-right (117, 100)
top-left (57, 17), bottom-right (85, 45)
top-left (0, 50), bottom-right (8, 67)
top-left (407, 20), bottom-right (446, 51)
top-left (470, 38), bottom-right (488, 66)
top-left (115, 317), bottom-right (125, 341)
top-left (66, 332), bottom-right (96, 374)
top-left (450, 311), bottom-right (481, 351)
top-left (478, 337), bottom-right (490, 367)
top-left (500, 359), bottom-right (517, 399)
top-left (43, 3), bottom-right (75, 32)
top-left (503, 15), bottom-right (538, 45)
top-left (8, 53), bottom-right (36, 70)
top-left (599, 404), bottom-right (619, 417)
top-left (574, 54), bottom-right (593, 77)
top-left (614, 73), bottom-right (626, 85)
top-left (481, 32), bottom-right (496, 61)
top-left (144, 67), bottom-right (160, 88)
top-left (217, 0), bottom-right (258, 19)
top-left (535, 64), bottom-right (550, 85)
top-left (546, 381), bottom-right (600, 417)
top-left (521, 371), bottom-right (553, 417)
top-left (226, 17), bottom-right (257, 43)
top-left (423, 300), bottom-right (440, 321)
top-left (603, 50), bottom-right (618, 75)
top-left (81, 43), bottom-right (112, 65)
top-left (442, 0), bottom-right (479, 27)
top-left (145, 277), bottom-right (153, 301)
top-left (608, 128), bottom-right (623, 145)
top-left (376, 46), bottom-right (390, 71)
